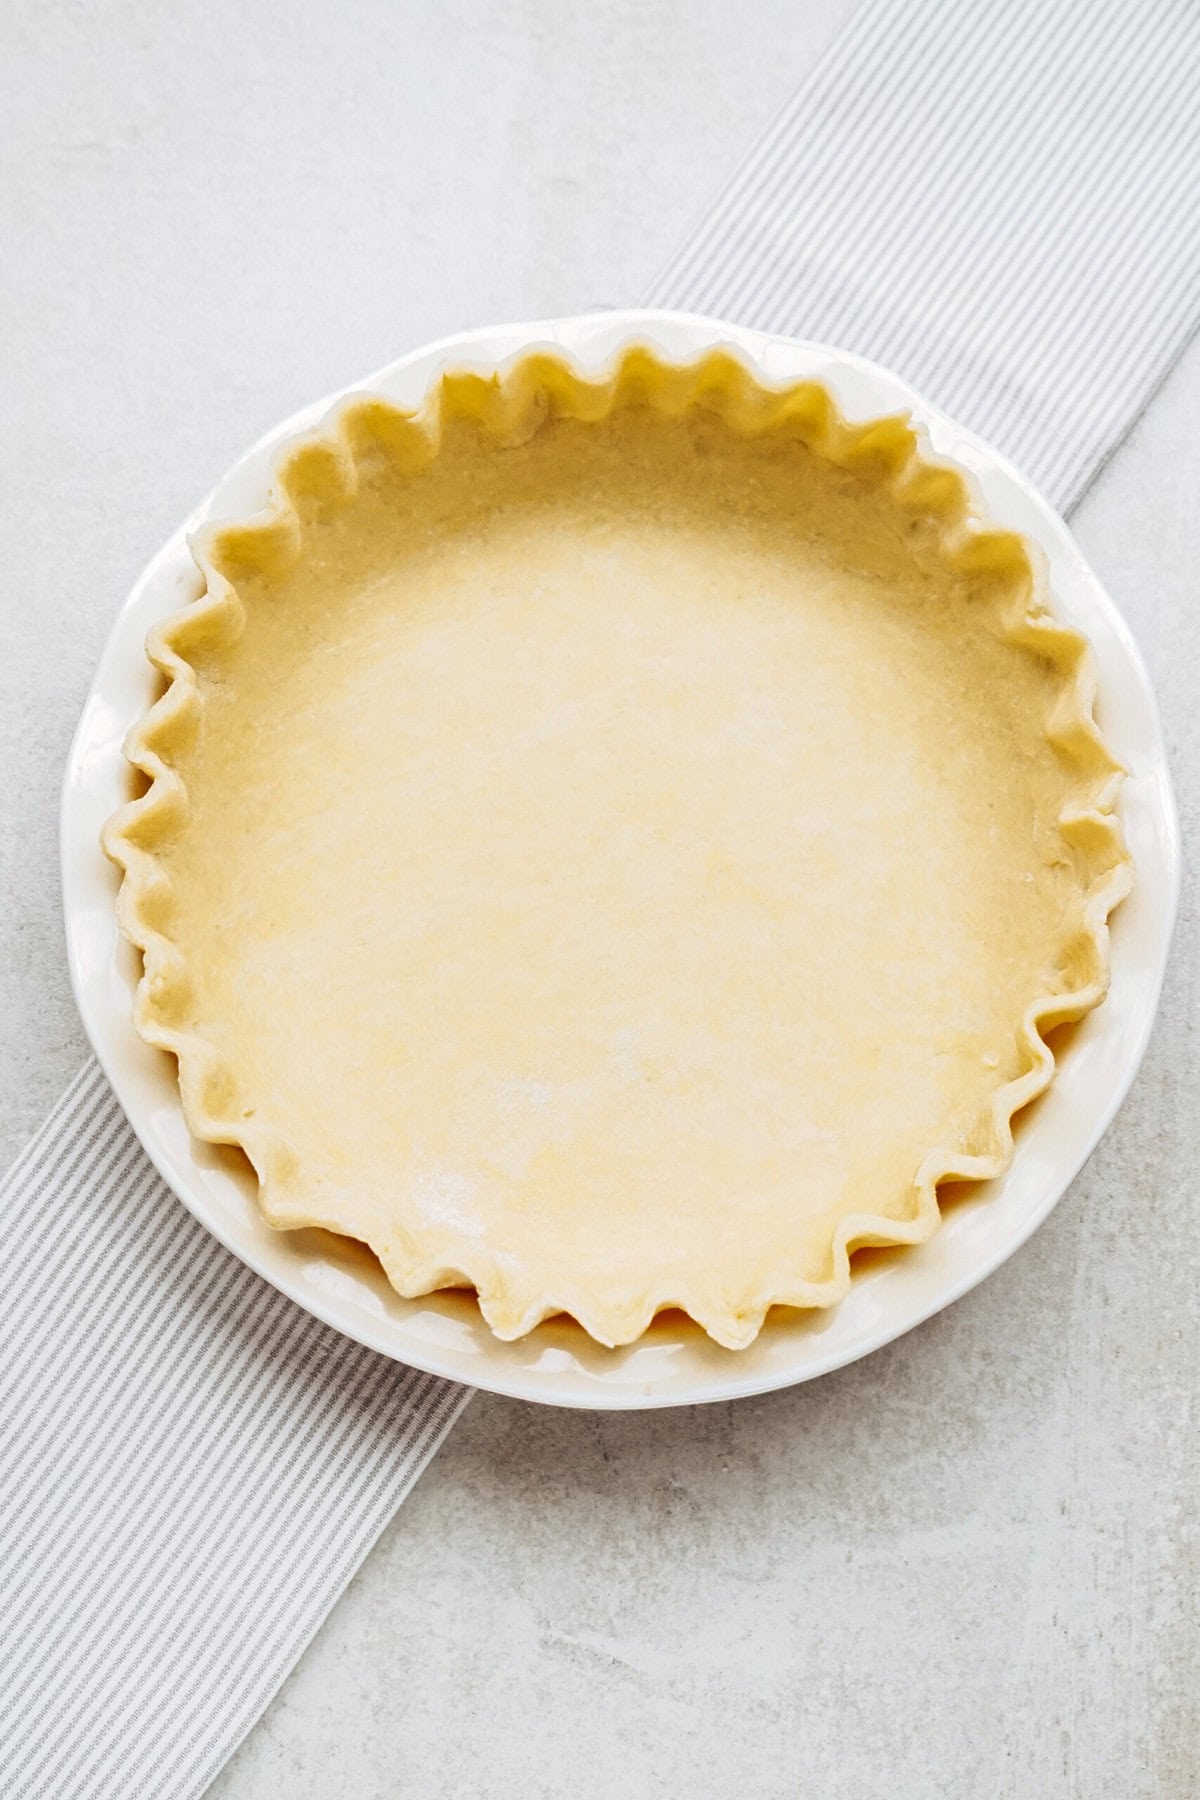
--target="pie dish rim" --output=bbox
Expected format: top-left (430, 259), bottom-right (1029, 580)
top-left (62, 309), bottom-right (1179, 1406)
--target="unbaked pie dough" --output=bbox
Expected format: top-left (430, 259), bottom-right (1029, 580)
top-left (104, 348), bottom-right (1131, 1347)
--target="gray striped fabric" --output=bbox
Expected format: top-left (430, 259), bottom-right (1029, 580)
top-left (648, 0), bottom-right (1200, 514)
top-left (4, 1), bottom-right (1200, 1795)
top-left (0, 1067), bottom-right (470, 1798)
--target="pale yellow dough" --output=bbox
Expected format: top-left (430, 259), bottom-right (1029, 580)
top-left (105, 350), bottom-right (1130, 1347)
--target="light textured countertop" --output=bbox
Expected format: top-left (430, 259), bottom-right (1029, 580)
top-left (2, 3), bottom-right (1197, 1795)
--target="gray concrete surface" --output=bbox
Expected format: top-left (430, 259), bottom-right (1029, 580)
top-left (2, 2), bottom-right (1196, 1795)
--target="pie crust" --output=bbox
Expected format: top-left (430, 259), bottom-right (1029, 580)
top-left (103, 346), bottom-right (1132, 1349)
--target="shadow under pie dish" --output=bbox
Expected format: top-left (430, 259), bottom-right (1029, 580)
top-left (102, 344), bottom-right (1132, 1350)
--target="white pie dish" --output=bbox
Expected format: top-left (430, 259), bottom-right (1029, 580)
top-left (61, 309), bottom-right (1179, 1409)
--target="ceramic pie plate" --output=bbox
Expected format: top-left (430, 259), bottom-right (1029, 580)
top-left (62, 310), bottom-right (1179, 1409)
